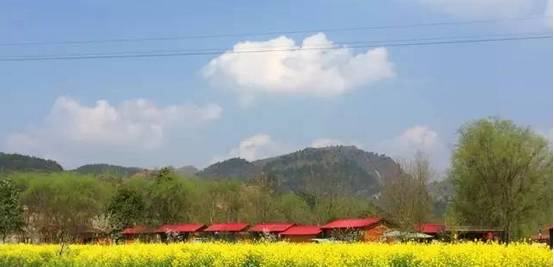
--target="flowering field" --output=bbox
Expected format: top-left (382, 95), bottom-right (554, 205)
top-left (0, 242), bottom-right (551, 267)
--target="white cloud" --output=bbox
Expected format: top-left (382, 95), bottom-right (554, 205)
top-left (375, 126), bottom-right (450, 173)
top-left (419, 0), bottom-right (547, 18)
top-left (211, 134), bottom-right (293, 163)
top-left (4, 97), bottom-right (222, 167)
top-left (202, 33), bottom-right (395, 98)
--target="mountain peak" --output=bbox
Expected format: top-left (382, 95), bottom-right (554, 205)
top-left (198, 146), bottom-right (401, 197)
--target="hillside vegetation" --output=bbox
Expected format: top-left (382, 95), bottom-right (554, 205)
top-left (0, 153), bottom-right (63, 172)
top-left (74, 164), bottom-right (144, 177)
top-left (198, 146), bottom-right (402, 197)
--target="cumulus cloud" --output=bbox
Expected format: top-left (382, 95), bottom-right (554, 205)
top-left (202, 33), bottom-right (395, 98)
top-left (211, 134), bottom-right (291, 163)
top-left (4, 97), bottom-right (222, 167)
top-left (419, 0), bottom-right (547, 18)
top-left (375, 126), bottom-right (450, 172)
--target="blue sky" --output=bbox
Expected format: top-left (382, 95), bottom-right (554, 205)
top-left (0, 1), bottom-right (552, 174)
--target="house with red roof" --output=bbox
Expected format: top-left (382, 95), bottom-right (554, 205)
top-left (448, 226), bottom-right (504, 241)
top-left (121, 225), bottom-right (157, 243)
top-left (204, 223), bottom-right (249, 241)
top-left (413, 223), bottom-right (505, 242)
top-left (530, 225), bottom-right (553, 248)
top-left (321, 217), bottom-right (393, 242)
top-left (248, 223), bottom-right (295, 240)
top-left (279, 225), bottom-right (322, 243)
top-left (414, 223), bottom-right (447, 240)
top-left (154, 224), bottom-right (206, 242)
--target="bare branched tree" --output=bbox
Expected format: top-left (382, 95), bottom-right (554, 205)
top-left (378, 151), bottom-right (433, 231)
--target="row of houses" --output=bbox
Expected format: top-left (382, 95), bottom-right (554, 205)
top-left (118, 217), bottom-right (528, 244)
top-left (121, 217), bottom-right (388, 243)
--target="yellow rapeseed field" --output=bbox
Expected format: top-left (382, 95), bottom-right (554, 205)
top-left (0, 242), bottom-right (551, 267)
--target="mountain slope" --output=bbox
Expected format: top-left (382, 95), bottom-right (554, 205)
top-left (175, 165), bottom-right (199, 177)
top-left (198, 158), bottom-right (261, 180)
top-left (198, 146), bottom-right (402, 197)
top-left (427, 178), bottom-right (454, 217)
top-left (0, 152), bottom-right (63, 172)
top-left (74, 164), bottom-right (144, 177)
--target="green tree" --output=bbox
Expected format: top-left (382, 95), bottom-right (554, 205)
top-left (0, 178), bottom-right (24, 242)
top-left (450, 118), bottom-right (552, 242)
top-left (20, 172), bottom-right (112, 242)
top-left (148, 168), bottom-right (191, 224)
top-left (107, 188), bottom-right (146, 232)
top-left (276, 193), bottom-right (313, 224)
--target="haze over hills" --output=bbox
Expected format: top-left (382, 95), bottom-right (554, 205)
top-left (197, 146), bottom-right (403, 197)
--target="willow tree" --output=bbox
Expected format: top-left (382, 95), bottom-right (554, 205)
top-left (450, 118), bottom-right (552, 242)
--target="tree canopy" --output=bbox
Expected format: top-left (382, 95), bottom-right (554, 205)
top-left (450, 118), bottom-right (552, 241)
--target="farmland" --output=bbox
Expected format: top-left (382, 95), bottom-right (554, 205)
top-left (0, 242), bottom-right (551, 267)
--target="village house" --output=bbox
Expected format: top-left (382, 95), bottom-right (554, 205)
top-left (445, 226), bottom-right (503, 242)
top-left (279, 225), bottom-right (322, 243)
top-left (121, 225), bottom-right (157, 243)
top-left (154, 224), bottom-right (206, 242)
top-left (414, 223), bottom-right (447, 240)
top-left (321, 217), bottom-right (393, 242)
top-left (248, 223), bottom-right (295, 240)
top-left (203, 223), bottom-right (249, 241)
top-left (530, 225), bottom-right (553, 248)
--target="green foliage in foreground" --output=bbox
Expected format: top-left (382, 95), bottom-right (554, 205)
top-left (0, 242), bottom-right (550, 267)
top-left (0, 179), bottom-right (24, 241)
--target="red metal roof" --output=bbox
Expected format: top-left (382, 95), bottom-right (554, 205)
top-left (414, 224), bottom-right (446, 234)
top-left (321, 217), bottom-right (383, 229)
top-left (249, 223), bottom-right (295, 233)
top-left (121, 225), bottom-right (152, 235)
top-left (155, 224), bottom-right (205, 233)
top-left (204, 223), bottom-right (249, 232)
top-left (280, 225), bottom-right (322, 236)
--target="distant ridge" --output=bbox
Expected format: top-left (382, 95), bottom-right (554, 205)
top-left (74, 163), bottom-right (144, 177)
top-left (175, 165), bottom-right (199, 177)
top-left (0, 152), bottom-right (63, 172)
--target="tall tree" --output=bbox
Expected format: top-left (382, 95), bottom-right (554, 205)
top-left (107, 188), bottom-right (146, 231)
top-left (0, 178), bottom-right (24, 242)
top-left (378, 151), bottom-right (433, 231)
top-left (148, 168), bottom-right (190, 224)
top-left (450, 118), bottom-right (552, 242)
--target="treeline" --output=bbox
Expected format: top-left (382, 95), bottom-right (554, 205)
top-left (0, 117), bottom-right (551, 243)
top-left (1, 168), bottom-right (375, 243)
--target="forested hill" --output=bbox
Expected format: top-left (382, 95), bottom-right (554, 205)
top-left (0, 152), bottom-right (63, 172)
top-left (197, 146), bottom-right (402, 197)
top-left (74, 164), bottom-right (144, 177)
top-left (198, 158), bottom-right (261, 180)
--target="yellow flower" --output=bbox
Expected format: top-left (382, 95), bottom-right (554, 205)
top-left (0, 242), bottom-right (551, 266)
